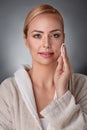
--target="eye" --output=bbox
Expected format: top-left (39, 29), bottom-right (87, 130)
top-left (52, 34), bottom-right (60, 38)
top-left (33, 34), bottom-right (42, 39)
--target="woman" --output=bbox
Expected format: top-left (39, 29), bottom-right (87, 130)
top-left (0, 4), bottom-right (87, 130)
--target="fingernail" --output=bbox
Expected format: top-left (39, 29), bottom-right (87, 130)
top-left (62, 43), bottom-right (65, 46)
top-left (62, 44), bottom-right (65, 53)
top-left (61, 43), bottom-right (65, 51)
top-left (61, 43), bottom-right (65, 55)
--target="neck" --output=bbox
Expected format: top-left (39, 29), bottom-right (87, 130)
top-left (29, 62), bottom-right (57, 88)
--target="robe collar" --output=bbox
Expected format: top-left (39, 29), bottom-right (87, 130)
top-left (14, 65), bottom-right (42, 129)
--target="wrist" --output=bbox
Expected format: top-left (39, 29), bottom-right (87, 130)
top-left (56, 86), bottom-right (68, 98)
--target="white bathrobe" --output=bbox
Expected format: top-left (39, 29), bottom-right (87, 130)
top-left (0, 65), bottom-right (87, 130)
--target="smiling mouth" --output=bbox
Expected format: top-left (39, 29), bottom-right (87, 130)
top-left (38, 52), bottom-right (54, 58)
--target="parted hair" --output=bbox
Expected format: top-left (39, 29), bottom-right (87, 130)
top-left (23, 4), bottom-right (64, 37)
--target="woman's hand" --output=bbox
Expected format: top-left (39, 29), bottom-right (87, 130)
top-left (54, 44), bottom-right (72, 98)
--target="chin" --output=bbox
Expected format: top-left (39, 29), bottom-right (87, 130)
top-left (37, 59), bottom-right (57, 66)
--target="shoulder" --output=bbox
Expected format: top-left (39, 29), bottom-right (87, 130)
top-left (72, 73), bottom-right (87, 82)
top-left (0, 77), bottom-right (19, 102)
top-left (1, 77), bottom-right (16, 85)
top-left (71, 73), bottom-right (87, 91)
top-left (70, 72), bottom-right (87, 91)
top-left (69, 73), bottom-right (87, 107)
top-left (69, 73), bottom-right (87, 90)
top-left (0, 77), bottom-right (17, 90)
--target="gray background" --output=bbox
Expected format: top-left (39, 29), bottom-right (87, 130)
top-left (0, 0), bottom-right (87, 83)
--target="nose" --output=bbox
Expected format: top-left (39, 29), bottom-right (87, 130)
top-left (42, 36), bottom-right (51, 48)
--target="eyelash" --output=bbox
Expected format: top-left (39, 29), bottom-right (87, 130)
top-left (32, 33), bottom-right (60, 39)
top-left (33, 34), bottom-right (42, 39)
top-left (50, 34), bottom-right (60, 38)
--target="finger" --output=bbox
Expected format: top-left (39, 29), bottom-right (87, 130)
top-left (61, 45), bottom-right (71, 72)
top-left (56, 56), bottom-right (63, 74)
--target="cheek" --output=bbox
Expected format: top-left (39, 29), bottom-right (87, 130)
top-left (53, 36), bottom-right (64, 55)
top-left (53, 43), bottom-right (61, 51)
top-left (28, 39), bottom-right (40, 54)
top-left (53, 45), bottom-right (61, 57)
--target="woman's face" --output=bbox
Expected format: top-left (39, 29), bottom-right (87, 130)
top-left (24, 13), bottom-right (64, 65)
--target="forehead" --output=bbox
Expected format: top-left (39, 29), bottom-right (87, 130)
top-left (29, 13), bottom-right (63, 32)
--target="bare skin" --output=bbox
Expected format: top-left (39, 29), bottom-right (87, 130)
top-left (24, 13), bottom-right (72, 117)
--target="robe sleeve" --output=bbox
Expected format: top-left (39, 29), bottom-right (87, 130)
top-left (0, 80), bottom-right (13, 130)
top-left (40, 74), bottom-right (87, 130)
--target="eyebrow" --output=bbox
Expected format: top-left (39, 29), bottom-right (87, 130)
top-left (50, 29), bottom-right (62, 33)
top-left (31, 30), bottom-right (43, 33)
top-left (31, 29), bottom-right (62, 33)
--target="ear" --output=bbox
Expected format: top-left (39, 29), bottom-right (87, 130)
top-left (23, 34), bottom-right (29, 48)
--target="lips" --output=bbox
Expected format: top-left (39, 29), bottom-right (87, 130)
top-left (38, 52), bottom-right (54, 58)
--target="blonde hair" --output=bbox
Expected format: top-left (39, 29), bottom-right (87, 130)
top-left (23, 4), bottom-right (64, 37)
